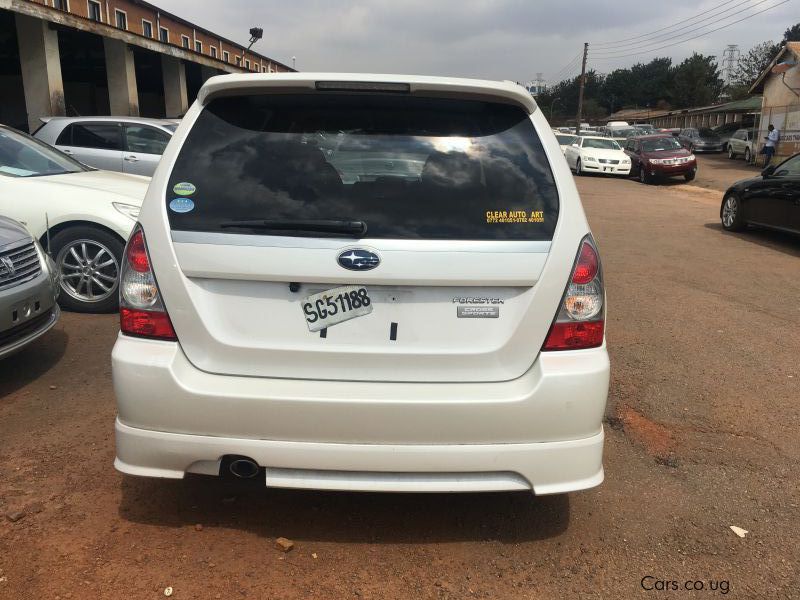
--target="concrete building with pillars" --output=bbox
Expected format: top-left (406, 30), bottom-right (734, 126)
top-left (0, 0), bottom-right (294, 131)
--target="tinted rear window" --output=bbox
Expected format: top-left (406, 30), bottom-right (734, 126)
top-left (166, 93), bottom-right (559, 240)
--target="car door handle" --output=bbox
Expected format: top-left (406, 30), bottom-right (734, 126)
top-left (124, 155), bottom-right (139, 162)
top-left (61, 149), bottom-right (73, 154)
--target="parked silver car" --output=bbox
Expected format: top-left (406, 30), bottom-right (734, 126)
top-left (726, 128), bottom-right (755, 162)
top-left (34, 117), bottom-right (177, 177)
top-left (0, 216), bottom-right (60, 359)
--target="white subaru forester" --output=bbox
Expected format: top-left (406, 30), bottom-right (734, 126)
top-left (112, 73), bottom-right (609, 495)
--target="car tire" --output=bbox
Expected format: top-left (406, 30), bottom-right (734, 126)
top-left (721, 193), bottom-right (745, 231)
top-left (638, 167), bottom-right (650, 185)
top-left (728, 146), bottom-right (736, 159)
top-left (684, 170), bottom-right (696, 182)
top-left (576, 159), bottom-right (583, 176)
top-left (744, 147), bottom-right (751, 163)
top-left (50, 226), bottom-right (125, 313)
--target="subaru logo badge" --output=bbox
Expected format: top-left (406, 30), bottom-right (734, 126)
top-left (337, 249), bottom-right (380, 271)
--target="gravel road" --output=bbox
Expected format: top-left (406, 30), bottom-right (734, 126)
top-left (1, 173), bottom-right (798, 599)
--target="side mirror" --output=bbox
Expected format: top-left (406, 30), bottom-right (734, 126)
top-left (761, 165), bottom-right (776, 177)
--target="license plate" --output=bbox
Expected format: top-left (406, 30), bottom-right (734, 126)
top-left (302, 285), bottom-right (373, 332)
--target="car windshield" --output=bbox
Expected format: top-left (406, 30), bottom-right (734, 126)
top-left (166, 93), bottom-right (560, 240)
top-left (641, 137), bottom-right (682, 152)
top-left (610, 128), bottom-right (638, 138)
top-left (0, 127), bottom-right (87, 177)
top-left (583, 138), bottom-right (621, 150)
top-left (698, 128), bottom-right (719, 139)
top-left (556, 134), bottom-right (577, 145)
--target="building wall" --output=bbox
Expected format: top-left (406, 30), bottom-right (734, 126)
top-left (21, 0), bottom-right (291, 72)
top-left (758, 65), bottom-right (800, 158)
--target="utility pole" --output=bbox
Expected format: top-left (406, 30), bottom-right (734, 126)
top-left (575, 42), bottom-right (589, 135)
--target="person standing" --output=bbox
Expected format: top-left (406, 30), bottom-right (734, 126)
top-left (764, 124), bottom-right (780, 165)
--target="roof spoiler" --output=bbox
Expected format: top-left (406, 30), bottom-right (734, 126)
top-left (197, 73), bottom-right (538, 114)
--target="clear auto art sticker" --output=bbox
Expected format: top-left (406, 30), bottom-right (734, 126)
top-left (486, 210), bottom-right (544, 224)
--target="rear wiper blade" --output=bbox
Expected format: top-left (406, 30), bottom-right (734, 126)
top-left (220, 219), bottom-right (368, 237)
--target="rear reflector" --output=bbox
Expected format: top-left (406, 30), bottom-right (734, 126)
top-left (120, 308), bottom-right (177, 341)
top-left (542, 321), bottom-right (604, 351)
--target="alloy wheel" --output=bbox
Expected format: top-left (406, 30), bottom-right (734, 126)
top-left (722, 196), bottom-right (738, 228)
top-left (56, 239), bottom-right (120, 303)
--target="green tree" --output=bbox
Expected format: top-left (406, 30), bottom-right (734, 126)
top-left (731, 40), bottom-right (781, 89)
top-left (672, 53), bottom-right (723, 107)
top-left (783, 22), bottom-right (800, 42)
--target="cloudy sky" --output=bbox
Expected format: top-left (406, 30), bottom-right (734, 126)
top-left (156, 0), bottom-right (796, 85)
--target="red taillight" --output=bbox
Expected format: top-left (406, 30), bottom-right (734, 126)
top-left (120, 308), bottom-right (177, 341)
top-left (572, 242), bottom-right (598, 284)
top-left (127, 229), bottom-right (150, 273)
top-left (119, 226), bottom-right (177, 341)
top-left (542, 321), bottom-right (604, 351)
top-left (542, 236), bottom-right (605, 352)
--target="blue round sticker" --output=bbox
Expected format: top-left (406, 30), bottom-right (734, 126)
top-left (169, 197), bottom-right (195, 213)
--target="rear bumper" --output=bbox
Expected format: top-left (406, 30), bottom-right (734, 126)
top-left (112, 334), bottom-right (609, 494)
top-left (115, 420), bottom-right (604, 494)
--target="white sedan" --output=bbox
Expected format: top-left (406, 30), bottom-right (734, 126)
top-left (0, 125), bottom-right (149, 312)
top-left (564, 136), bottom-right (631, 176)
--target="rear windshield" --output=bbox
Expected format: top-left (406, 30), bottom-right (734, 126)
top-left (166, 93), bottom-right (559, 240)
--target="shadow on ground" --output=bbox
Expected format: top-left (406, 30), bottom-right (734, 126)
top-left (119, 474), bottom-right (570, 544)
top-left (0, 328), bottom-right (68, 399)
top-left (703, 222), bottom-right (800, 258)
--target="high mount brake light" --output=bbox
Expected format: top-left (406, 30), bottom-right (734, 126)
top-left (119, 226), bottom-right (177, 341)
top-left (542, 236), bottom-right (605, 351)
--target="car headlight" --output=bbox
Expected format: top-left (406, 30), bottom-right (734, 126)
top-left (688, 154), bottom-right (696, 161)
top-left (583, 155), bottom-right (597, 162)
top-left (113, 202), bottom-right (141, 220)
top-left (622, 158), bottom-right (631, 164)
top-left (649, 158), bottom-right (664, 165)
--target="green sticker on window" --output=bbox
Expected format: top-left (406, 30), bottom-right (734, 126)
top-left (173, 182), bottom-right (196, 196)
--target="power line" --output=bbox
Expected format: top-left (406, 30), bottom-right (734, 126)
top-left (548, 50), bottom-right (583, 83)
top-left (591, 0), bottom-right (741, 46)
top-left (593, 0), bottom-right (779, 56)
top-left (593, 0), bottom-right (755, 50)
top-left (591, 0), bottom-right (791, 60)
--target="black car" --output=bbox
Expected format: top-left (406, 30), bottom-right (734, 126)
top-left (720, 153), bottom-right (800, 233)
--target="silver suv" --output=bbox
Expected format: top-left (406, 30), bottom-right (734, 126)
top-left (0, 216), bottom-right (60, 359)
top-left (34, 117), bottom-right (178, 177)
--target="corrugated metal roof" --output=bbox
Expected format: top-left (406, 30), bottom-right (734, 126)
top-left (749, 42), bottom-right (800, 94)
